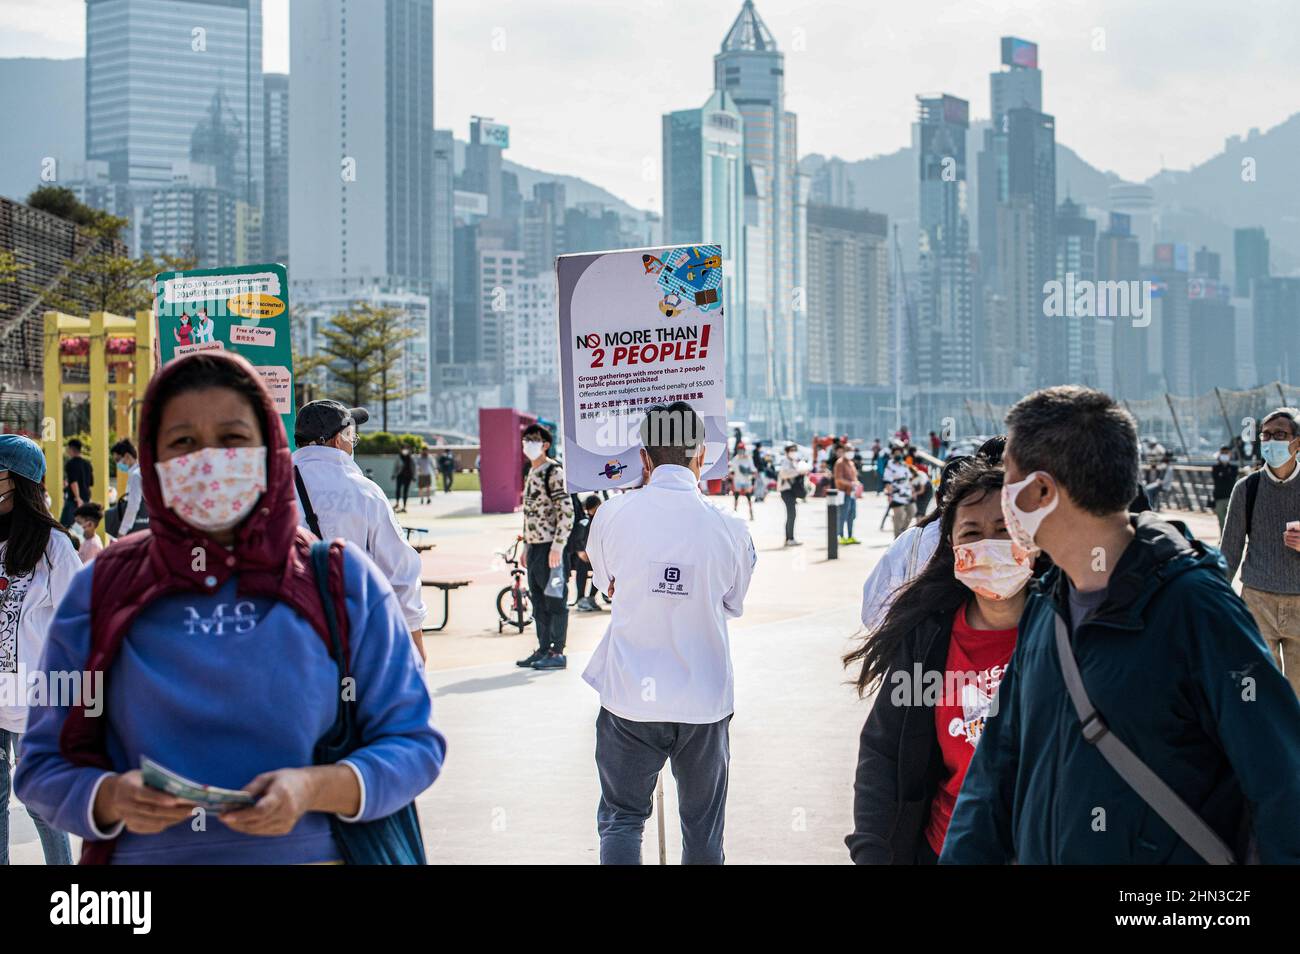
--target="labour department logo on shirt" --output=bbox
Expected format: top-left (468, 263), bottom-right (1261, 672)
top-left (650, 562), bottom-right (693, 597)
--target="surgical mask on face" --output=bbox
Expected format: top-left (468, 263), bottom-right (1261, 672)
top-left (337, 427), bottom-right (357, 457)
top-left (1218, 453), bottom-right (1231, 464)
top-left (116, 459), bottom-right (130, 474)
top-left (1261, 440), bottom-right (1293, 470)
top-left (155, 445), bottom-right (267, 533)
top-left (1000, 471), bottom-right (1059, 558)
top-left (522, 441), bottom-right (544, 461)
top-left (953, 538), bottom-right (1034, 601)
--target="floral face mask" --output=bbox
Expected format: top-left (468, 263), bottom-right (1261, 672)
top-left (155, 446), bottom-right (267, 533)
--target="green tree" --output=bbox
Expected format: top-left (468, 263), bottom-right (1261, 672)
top-left (27, 185), bottom-right (125, 239)
top-left (316, 307), bottom-right (379, 409)
top-left (23, 185), bottom-right (195, 317)
top-left (355, 302), bottom-right (418, 431)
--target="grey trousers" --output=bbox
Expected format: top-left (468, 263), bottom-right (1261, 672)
top-left (595, 707), bottom-right (731, 865)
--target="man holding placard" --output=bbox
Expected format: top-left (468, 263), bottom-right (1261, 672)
top-left (582, 402), bottom-right (756, 864)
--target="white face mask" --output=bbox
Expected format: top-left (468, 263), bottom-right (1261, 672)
top-left (522, 440), bottom-right (545, 462)
top-left (953, 538), bottom-right (1033, 601)
top-left (156, 446), bottom-right (267, 532)
top-left (1000, 471), bottom-right (1058, 559)
top-left (1218, 453), bottom-right (1231, 464)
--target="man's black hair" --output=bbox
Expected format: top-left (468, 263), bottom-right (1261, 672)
top-left (66, 438), bottom-right (82, 451)
top-left (1004, 385), bottom-right (1138, 516)
top-left (522, 423), bottom-right (553, 445)
top-left (976, 434), bottom-right (1006, 463)
top-left (74, 501), bottom-right (104, 523)
top-left (583, 494), bottom-right (601, 510)
top-left (111, 438), bottom-right (137, 459)
top-left (640, 401), bottom-right (704, 468)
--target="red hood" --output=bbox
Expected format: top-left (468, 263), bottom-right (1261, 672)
top-left (63, 350), bottom-right (349, 865)
top-left (137, 349), bottom-right (298, 588)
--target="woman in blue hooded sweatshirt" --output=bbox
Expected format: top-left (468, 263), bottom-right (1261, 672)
top-left (16, 351), bottom-right (445, 864)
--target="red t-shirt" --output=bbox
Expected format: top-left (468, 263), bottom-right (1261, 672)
top-left (924, 602), bottom-right (1018, 856)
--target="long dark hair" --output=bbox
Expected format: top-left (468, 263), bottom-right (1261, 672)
top-left (844, 457), bottom-right (1005, 696)
top-left (3, 473), bottom-right (70, 577)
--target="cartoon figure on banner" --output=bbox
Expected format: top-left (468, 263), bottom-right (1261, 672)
top-left (642, 254), bottom-right (664, 276)
top-left (652, 244), bottom-right (723, 314)
top-left (191, 308), bottom-right (216, 344)
top-left (598, 460), bottom-right (629, 480)
top-left (659, 293), bottom-right (686, 319)
top-left (174, 313), bottom-right (194, 347)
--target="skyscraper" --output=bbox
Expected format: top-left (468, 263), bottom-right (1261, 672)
top-left (1254, 277), bottom-right (1300, 383)
top-left (1007, 107), bottom-right (1057, 385)
top-left (662, 89), bottom-right (746, 399)
top-left (915, 93), bottom-right (973, 390)
top-left (85, 0), bottom-right (263, 204)
top-left (977, 36), bottom-right (1041, 286)
top-left (289, 0), bottom-right (435, 287)
top-left (804, 204), bottom-right (890, 433)
top-left (432, 128), bottom-right (455, 364)
top-left (1152, 242), bottom-right (1191, 396)
top-left (289, 0), bottom-right (436, 431)
top-left (262, 72), bottom-right (289, 265)
top-left (1055, 198), bottom-right (1098, 385)
top-left (1234, 226), bottom-right (1270, 297)
top-left (462, 118), bottom-right (507, 219)
top-left (714, 0), bottom-right (805, 431)
top-left (1099, 212), bottom-right (1146, 400)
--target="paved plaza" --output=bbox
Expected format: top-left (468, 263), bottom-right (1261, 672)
top-left (8, 488), bottom-right (1223, 864)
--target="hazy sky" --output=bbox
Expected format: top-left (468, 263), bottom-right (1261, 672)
top-left (4, 0), bottom-right (1298, 211)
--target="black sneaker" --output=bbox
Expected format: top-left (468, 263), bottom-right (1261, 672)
top-left (532, 652), bottom-right (567, 670)
top-left (516, 649), bottom-right (546, 668)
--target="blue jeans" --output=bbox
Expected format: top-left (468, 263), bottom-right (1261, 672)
top-left (595, 707), bottom-right (730, 865)
top-left (837, 494), bottom-right (857, 538)
top-left (0, 729), bottom-right (72, 865)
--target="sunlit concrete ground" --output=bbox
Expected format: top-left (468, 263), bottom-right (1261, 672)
top-left (8, 489), bottom-right (1222, 864)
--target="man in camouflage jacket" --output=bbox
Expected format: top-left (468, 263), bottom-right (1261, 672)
top-left (517, 424), bottom-right (575, 670)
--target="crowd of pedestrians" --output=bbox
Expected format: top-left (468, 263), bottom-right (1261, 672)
top-left (3, 361), bottom-right (1299, 867)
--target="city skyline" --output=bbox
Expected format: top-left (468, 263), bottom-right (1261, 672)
top-left (4, 0), bottom-right (1299, 214)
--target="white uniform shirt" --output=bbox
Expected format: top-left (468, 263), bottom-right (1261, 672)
top-left (291, 445), bottom-right (427, 631)
top-left (583, 464), bottom-right (756, 724)
top-left (117, 462), bottom-right (145, 536)
top-left (860, 519), bottom-right (941, 632)
top-left (0, 530), bottom-right (81, 732)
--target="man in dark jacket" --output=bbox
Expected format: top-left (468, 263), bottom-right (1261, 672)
top-left (942, 386), bottom-right (1300, 864)
top-left (1210, 444), bottom-right (1238, 533)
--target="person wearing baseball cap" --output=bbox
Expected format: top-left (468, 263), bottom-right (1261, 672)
top-left (290, 401), bottom-right (429, 662)
top-left (0, 434), bottom-right (77, 864)
top-left (294, 400), bottom-right (369, 447)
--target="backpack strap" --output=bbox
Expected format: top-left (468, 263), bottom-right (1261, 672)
top-left (294, 465), bottom-right (324, 540)
top-left (1243, 470), bottom-right (1261, 539)
top-left (308, 539), bottom-right (352, 675)
top-left (542, 460), bottom-right (564, 498)
top-left (1052, 614), bottom-right (1236, 864)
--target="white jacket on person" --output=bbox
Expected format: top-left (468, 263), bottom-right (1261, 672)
top-left (0, 529), bottom-right (81, 732)
top-left (291, 444), bottom-right (428, 631)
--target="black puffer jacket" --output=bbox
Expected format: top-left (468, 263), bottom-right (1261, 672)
top-left (846, 610), bottom-right (953, 864)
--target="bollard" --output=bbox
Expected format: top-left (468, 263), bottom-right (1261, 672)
top-left (826, 489), bottom-right (840, 560)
